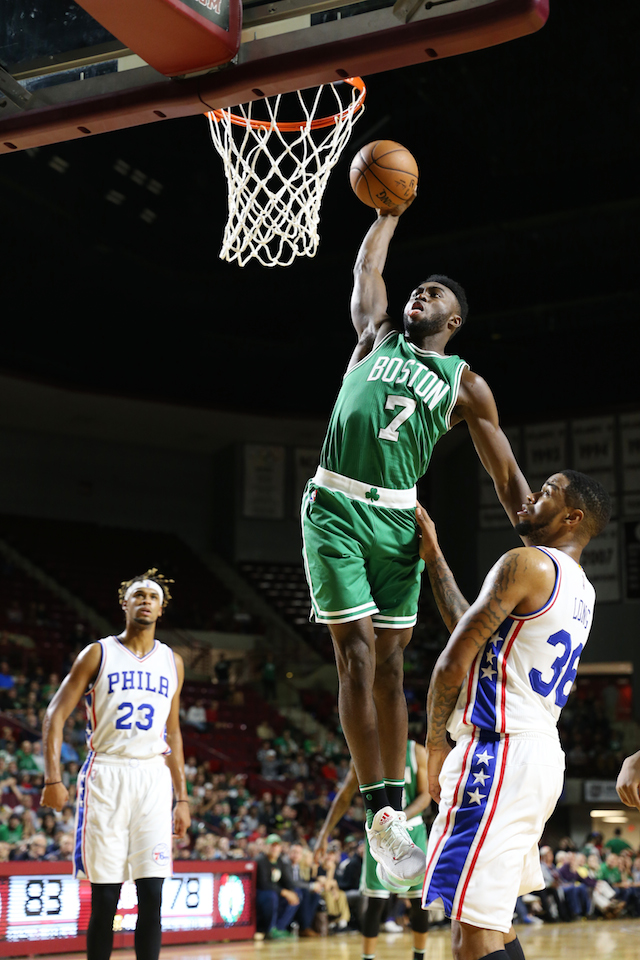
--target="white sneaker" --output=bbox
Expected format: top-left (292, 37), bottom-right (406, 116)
top-left (382, 920), bottom-right (404, 933)
top-left (366, 806), bottom-right (426, 884)
top-left (376, 861), bottom-right (411, 894)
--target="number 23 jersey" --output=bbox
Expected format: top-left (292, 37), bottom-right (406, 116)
top-left (447, 547), bottom-right (595, 741)
top-left (85, 636), bottom-right (178, 758)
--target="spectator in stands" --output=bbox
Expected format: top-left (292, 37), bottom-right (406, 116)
top-left (597, 853), bottom-right (632, 913)
top-left (262, 655), bottom-right (277, 701)
top-left (582, 831), bottom-right (604, 860)
top-left (258, 744), bottom-right (280, 780)
top-left (255, 834), bottom-right (300, 939)
top-left (286, 751), bottom-right (309, 780)
top-left (604, 828), bottom-right (633, 856)
top-left (0, 725), bottom-right (16, 757)
top-left (13, 833), bottom-right (47, 862)
top-left (0, 759), bottom-right (22, 809)
top-left (56, 804), bottom-right (76, 835)
top-left (274, 729), bottom-right (298, 757)
top-left (40, 811), bottom-right (58, 845)
top-left (557, 851), bottom-right (591, 919)
top-left (0, 813), bottom-right (22, 845)
top-left (41, 673), bottom-right (59, 702)
top-left (287, 842), bottom-right (323, 936)
top-left (15, 740), bottom-right (39, 772)
top-left (184, 699), bottom-right (208, 732)
top-left (0, 841), bottom-right (10, 862)
top-left (46, 832), bottom-right (74, 862)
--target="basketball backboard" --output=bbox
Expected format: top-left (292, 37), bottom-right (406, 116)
top-left (0, 0), bottom-right (549, 154)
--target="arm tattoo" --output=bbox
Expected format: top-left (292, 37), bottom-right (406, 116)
top-left (427, 676), bottom-right (462, 750)
top-left (427, 551), bottom-right (526, 747)
top-left (460, 551), bottom-right (525, 653)
top-left (424, 553), bottom-right (470, 634)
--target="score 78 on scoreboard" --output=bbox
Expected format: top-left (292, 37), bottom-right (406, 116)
top-left (0, 860), bottom-right (255, 956)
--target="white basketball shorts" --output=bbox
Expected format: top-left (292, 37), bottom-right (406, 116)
top-left (422, 731), bottom-right (565, 933)
top-left (74, 753), bottom-right (173, 884)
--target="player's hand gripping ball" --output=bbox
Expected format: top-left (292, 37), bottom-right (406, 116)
top-left (350, 140), bottom-right (419, 210)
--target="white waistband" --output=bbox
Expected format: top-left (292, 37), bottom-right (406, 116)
top-left (312, 467), bottom-right (416, 510)
top-left (91, 753), bottom-right (167, 766)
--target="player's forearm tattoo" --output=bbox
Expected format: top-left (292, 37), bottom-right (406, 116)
top-left (427, 552), bottom-right (525, 747)
top-left (427, 676), bottom-right (461, 749)
top-left (460, 551), bottom-right (524, 651)
top-left (425, 553), bottom-right (470, 634)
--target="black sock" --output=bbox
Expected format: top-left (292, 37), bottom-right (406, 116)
top-left (134, 878), bottom-right (164, 960)
top-left (87, 883), bottom-right (122, 960)
top-left (479, 952), bottom-right (510, 960)
top-left (413, 950), bottom-right (426, 960)
top-left (505, 937), bottom-right (526, 960)
top-left (360, 781), bottom-right (390, 827)
top-left (384, 779), bottom-right (404, 811)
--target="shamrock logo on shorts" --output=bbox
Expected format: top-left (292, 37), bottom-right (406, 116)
top-left (366, 488), bottom-right (380, 501)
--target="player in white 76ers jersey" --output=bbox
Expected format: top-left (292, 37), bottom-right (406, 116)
top-left (41, 569), bottom-right (190, 960)
top-left (417, 470), bottom-right (611, 960)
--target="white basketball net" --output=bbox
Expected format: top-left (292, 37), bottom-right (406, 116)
top-left (207, 79), bottom-right (365, 267)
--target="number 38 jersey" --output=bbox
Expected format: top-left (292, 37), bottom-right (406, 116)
top-left (447, 547), bottom-right (596, 741)
top-left (85, 636), bottom-right (178, 759)
top-left (320, 331), bottom-right (468, 490)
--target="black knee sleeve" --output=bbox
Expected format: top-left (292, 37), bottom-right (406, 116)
top-left (87, 883), bottom-right (122, 960)
top-left (408, 899), bottom-right (430, 933)
top-left (504, 937), bottom-right (526, 960)
top-left (362, 897), bottom-right (387, 938)
top-left (134, 878), bottom-right (165, 960)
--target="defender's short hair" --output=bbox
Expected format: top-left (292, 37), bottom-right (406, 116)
top-left (561, 470), bottom-right (611, 539)
top-left (118, 567), bottom-right (173, 608)
top-left (426, 274), bottom-right (469, 325)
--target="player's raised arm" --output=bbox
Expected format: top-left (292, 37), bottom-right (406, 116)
top-left (453, 369), bottom-right (532, 531)
top-left (348, 196), bottom-right (416, 370)
top-left (314, 763), bottom-right (359, 861)
top-left (41, 642), bottom-right (103, 811)
top-left (426, 547), bottom-right (555, 801)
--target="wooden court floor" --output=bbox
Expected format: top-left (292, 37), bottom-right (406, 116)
top-left (39, 920), bottom-right (640, 960)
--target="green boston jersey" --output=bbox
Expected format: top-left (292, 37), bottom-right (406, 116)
top-left (320, 331), bottom-right (469, 490)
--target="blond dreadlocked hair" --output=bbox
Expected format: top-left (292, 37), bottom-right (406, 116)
top-left (118, 568), bottom-right (174, 609)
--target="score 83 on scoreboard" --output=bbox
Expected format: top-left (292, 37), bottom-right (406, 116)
top-left (0, 861), bottom-right (255, 956)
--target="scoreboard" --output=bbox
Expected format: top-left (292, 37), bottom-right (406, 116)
top-left (0, 860), bottom-right (255, 957)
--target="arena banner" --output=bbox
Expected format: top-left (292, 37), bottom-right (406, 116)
top-left (571, 416), bottom-right (617, 517)
top-left (523, 421), bottom-right (568, 492)
top-left (581, 521), bottom-right (620, 603)
top-left (620, 412), bottom-right (640, 516)
top-left (243, 444), bottom-right (285, 520)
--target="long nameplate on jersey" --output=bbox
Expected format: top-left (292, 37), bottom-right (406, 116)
top-left (74, 0), bottom-right (242, 76)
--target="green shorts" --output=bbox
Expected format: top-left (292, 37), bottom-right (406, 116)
top-left (360, 821), bottom-right (428, 899)
top-left (301, 481), bottom-right (424, 629)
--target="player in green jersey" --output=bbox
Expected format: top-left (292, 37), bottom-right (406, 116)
top-left (301, 197), bottom-right (531, 889)
top-left (315, 741), bottom-right (431, 960)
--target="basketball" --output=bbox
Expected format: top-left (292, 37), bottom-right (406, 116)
top-left (349, 140), bottom-right (419, 210)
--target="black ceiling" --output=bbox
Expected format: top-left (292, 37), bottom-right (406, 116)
top-left (1, 0), bottom-right (638, 423)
